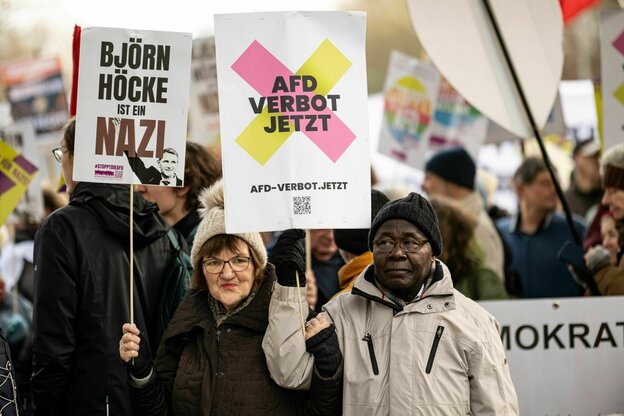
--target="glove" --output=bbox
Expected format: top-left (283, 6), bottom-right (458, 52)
top-left (306, 325), bottom-right (342, 377)
top-left (585, 245), bottom-right (613, 275)
top-left (270, 229), bottom-right (306, 287)
top-left (129, 330), bottom-right (153, 380)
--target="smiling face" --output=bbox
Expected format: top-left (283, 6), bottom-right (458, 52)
top-left (601, 216), bottom-right (621, 264)
top-left (372, 219), bottom-right (433, 301)
top-left (158, 151), bottom-right (178, 179)
top-left (203, 241), bottom-right (255, 311)
top-left (603, 188), bottom-right (624, 221)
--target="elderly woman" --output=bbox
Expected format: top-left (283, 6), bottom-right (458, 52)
top-left (119, 180), bottom-right (342, 415)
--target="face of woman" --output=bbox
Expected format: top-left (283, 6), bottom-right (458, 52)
top-left (202, 242), bottom-right (255, 311)
top-left (601, 217), bottom-right (621, 264)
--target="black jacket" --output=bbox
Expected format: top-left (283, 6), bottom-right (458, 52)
top-left (130, 265), bottom-right (343, 416)
top-left (32, 182), bottom-right (175, 415)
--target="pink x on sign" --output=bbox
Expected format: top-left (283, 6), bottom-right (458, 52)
top-left (231, 39), bottom-right (356, 165)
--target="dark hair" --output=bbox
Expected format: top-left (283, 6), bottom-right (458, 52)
top-left (513, 157), bottom-right (550, 185)
top-left (62, 117), bottom-right (76, 155)
top-left (183, 142), bottom-right (222, 212)
top-left (430, 198), bottom-right (482, 281)
top-left (190, 234), bottom-right (264, 291)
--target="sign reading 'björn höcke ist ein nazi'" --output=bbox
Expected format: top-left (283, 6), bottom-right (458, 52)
top-left (74, 27), bottom-right (191, 186)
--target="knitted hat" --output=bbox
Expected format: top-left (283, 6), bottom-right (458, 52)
top-left (602, 144), bottom-right (624, 190)
top-left (334, 190), bottom-right (390, 255)
top-left (425, 147), bottom-right (476, 190)
top-left (368, 192), bottom-right (442, 256)
top-left (190, 179), bottom-right (268, 268)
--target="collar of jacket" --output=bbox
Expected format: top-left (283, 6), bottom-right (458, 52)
top-left (163, 264), bottom-right (277, 342)
top-left (351, 260), bottom-right (455, 314)
top-left (508, 210), bottom-right (554, 234)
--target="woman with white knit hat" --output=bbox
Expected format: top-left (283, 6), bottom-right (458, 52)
top-left (118, 179), bottom-right (342, 415)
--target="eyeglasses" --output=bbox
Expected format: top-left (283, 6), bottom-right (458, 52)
top-left (373, 238), bottom-right (429, 253)
top-left (202, 256), bottom-right (251, 274)
top-left (52, 147), bottom-right (67, 163)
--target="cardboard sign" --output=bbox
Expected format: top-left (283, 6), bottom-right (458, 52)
top-left (377, 50), bottom-right (440, 169)
top-left (188, 37), bottom-right (221, 147)
top-left (0, 140), bottom-right (39, 226)
top-left (0, 56), bottom-right (69, 137)
top-left (215, 12), bottom-right (370, 232)
top-left (481, 296), bottom-right (624, 415)
top-left (600, 9), bottom-right (624, 152)
top-left (73, 27), bottom-right (192, 186)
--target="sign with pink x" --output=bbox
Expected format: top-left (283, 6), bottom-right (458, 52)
top-left (215, 12), bottom-right (370, 233)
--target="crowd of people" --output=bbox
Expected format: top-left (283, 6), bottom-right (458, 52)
top-left (0, 112), bottom-right (622, 414)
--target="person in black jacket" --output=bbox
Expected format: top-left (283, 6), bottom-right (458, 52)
top-left (32, 117), bottom-right (182, 415)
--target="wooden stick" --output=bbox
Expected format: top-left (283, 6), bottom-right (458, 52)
top-left (294, 271), bottom-right (306, 337)
top-left (129, 184), bottom-right (134, 325)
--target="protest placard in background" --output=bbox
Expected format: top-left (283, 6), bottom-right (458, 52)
top-left (0, 56), bottom-right (69, 141)
top-left (73, 27), bottom-right (192, 186)
top-left (600, 9), bottom-right (624, 152)
top-left (377, 50), bottom-right (439, 170)
top-left (188, 37), bottom-right (220, 147)
top-left (215, 11), bottom-right (370, 233)
top-left (0, 140), bottom-right (39, 226)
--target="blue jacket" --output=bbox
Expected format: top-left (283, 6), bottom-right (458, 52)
top-left (496, 212), bottom-right (585, 298)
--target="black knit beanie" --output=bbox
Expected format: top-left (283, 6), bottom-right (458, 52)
top-left (425, 147), bottom-right (476, 190)
top-left (334, 190), bottom-right (390, 255)
top-left (368, 192), bottom-right (442, 256)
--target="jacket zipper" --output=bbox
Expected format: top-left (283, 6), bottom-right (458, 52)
top-left (362, 332), bottom-right (379, 375)
top-left (426, 326), bottom-right (444, 374)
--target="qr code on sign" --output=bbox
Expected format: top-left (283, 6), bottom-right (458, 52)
top-left (293, 196), bottom-right (311, 215)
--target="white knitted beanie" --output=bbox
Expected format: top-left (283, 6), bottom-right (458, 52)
top-left (190, 179), bottom-right (268, 268)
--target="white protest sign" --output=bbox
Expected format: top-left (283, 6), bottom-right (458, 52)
top-left (189, 37), bottom-right (221, 147)
top-left (481, 296), bottom-right (624, 415)
top-left (428, 77), bottom-right (488, 161)
top-left (407, 0), bottom-right (563, 138)
top-left (378, 50), bottom-right (439, 170)
top-left (74, 27), bottom-right (192, 186)
top-left (215, 12), bottom-right (370, 233)
top-left (600, 9), bottom-right (624, 152)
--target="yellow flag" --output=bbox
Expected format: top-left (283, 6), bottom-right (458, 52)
top-left (0, 140), bottom-right (39, 226)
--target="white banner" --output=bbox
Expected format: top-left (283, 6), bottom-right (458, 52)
top-left (215, 12), bottom-right (370, 233)
top-left (188, 37), bottom-right (221, 147)
top-left (378, 50), bottom-right (440, 169)
top-left (600, 9), bottom-right (624, 152)
top-left (481, 296), bottom-right (624, 415)
top-left (74, 27), bottom-right (192, 186)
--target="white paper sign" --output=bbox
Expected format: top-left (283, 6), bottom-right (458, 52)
top-left (215, 12), bottom-right (370, 233)
top-left (378, 50), bottom-right (440, 169)
top-left (74, 27), bottom-right (192, 186)
top-left (189, 37), bottom-right (221, 147)
top-left (600, 9), bottom-right (624, 152)
top-left (481, 296), bottom-right (624, 415)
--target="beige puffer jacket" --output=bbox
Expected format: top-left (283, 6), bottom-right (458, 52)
top-left (263, 261), bottom-right (519, 416)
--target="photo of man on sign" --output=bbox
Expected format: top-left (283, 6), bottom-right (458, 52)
top-left (125, 147), bottom-right (183, 186)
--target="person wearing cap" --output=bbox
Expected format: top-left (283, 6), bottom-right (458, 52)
top-left (497, 157), bottom-right (585, 298)
top-left (264, 192), bottom-right (519, 415)
top-left (332, 189), bottom-right (390, 298)
top-left (118, 179), bottom-right (343, 415)
top-left (585, 144), bottom-right (624, 295)
top-left (422, 147), bottom-right (506, 282)
top-left (565, 139), bottom-right (603, 221)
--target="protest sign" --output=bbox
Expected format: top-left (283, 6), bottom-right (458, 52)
top-left (73, 27), bottom-right (192, 186)
top-left (0, 56), bottom-right (69, 139)
top-left (0, 140), bottom-right (39, 226)
top-left (215, 12), bottom-right (370, 232)
top-left (188, 37), bottom-right (221, 147)
top-left (600, 9), bottom-right (624, 152)
top-left (481, 296), bottom-right (624, 415)
top-left (377, 50), bottom-right (439, 170)
top-left (0, 122), bottom-right (44, 221)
